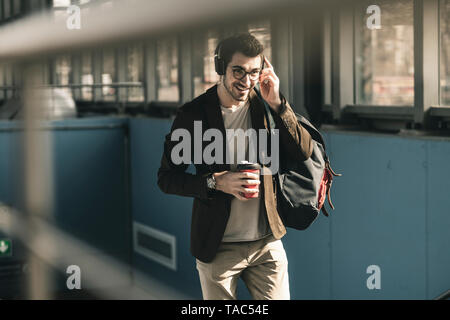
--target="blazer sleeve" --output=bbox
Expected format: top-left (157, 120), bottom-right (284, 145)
top-left (272, 95), bottom-right (313, 161)
top-left (157, 106), bottom-right (210, 200)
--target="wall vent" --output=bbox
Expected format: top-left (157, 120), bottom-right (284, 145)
top-left (133, 222), bottom-right (176, 271)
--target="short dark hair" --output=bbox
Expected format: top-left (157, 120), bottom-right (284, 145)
top-left (216, 33), bottom-right (264, 71)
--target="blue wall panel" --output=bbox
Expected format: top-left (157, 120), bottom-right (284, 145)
top-left (327, 133), bottom-right (427, 299)
top-left (0, 123), bottom-right (26, 264)
top-left (427, 139), bottom-right (450, 299)
top-left (0, 118), bottom-right (131, 291)
top-left (283, 215), bottom-right (331, 299)
top-left (0, 122), bottom-right (22, 207)
top-left (129, 118), bottom-right (201, 299)
top-left (0, 124), bottom-right (12, 205)
top-left (50, 117), bottom-right (130, 263)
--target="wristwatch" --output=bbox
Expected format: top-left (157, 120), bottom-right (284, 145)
top-left (206, 173), bottom-right (216, 190)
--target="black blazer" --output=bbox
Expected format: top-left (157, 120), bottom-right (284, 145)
top-left (157, 85), bottom-right (312, 263)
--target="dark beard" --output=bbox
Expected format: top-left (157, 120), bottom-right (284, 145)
top-left (223, 75), bottom-right (248, 102)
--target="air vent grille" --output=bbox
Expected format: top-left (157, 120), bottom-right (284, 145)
top-left (133, 222), bottom-right (176, 271)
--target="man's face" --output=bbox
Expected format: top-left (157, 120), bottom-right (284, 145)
top-left (222, 52), bottom-right (262, 103)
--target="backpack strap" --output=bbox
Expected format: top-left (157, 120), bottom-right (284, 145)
top-left (254, 88), bottom-right (276, 130)
top-left (294, 113), bottom-right (327, 151)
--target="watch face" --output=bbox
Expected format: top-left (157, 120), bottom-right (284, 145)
top-left (207, 176), bottom-right (215, 189)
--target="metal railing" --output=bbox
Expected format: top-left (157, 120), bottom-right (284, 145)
top-left (0, 0), bottom-right (307, 300)
top-left (0, 0), bottom-right (300, 60)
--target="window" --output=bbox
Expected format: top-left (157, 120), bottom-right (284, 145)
top-left (53, 0), bottom-right (70, 20)
top-left (127, 44), bottom-right (144, 102)
top-left (323, 11), bottom-right (332, 106)
top-left (29, 0), bottom-right (49, 11)
top-left (441, 0), bottom-right (450, 106)
top-left (355, 0), bottom-right (414, 106)
top-left (193, 30), bottom-right (220, 97)
top-left (3, 0), bottom-right (11, 19)
top-left (12, 0), bottom-right (20, 16)
top-left (156, 37), bottom-right (179, 102)
top-left (53, 0), bottom-right (70, 7)
top-left (248, 20), bottom-right (272, 62)
top-left (102, 49), bottom-right (116, 101)
top-left (54, 55), bottom-right (72, 96)
top-left (81, 52), bottom-right (93, 100)
top-left (53, 0), bottom-right (91, 24)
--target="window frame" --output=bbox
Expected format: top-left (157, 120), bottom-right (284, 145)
top-left (326, 0), bottom-right (448, 130)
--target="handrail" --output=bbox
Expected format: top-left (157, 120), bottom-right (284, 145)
top-left (0, 83), bottom-right (144, 90)
top-left (0, 123), bottom-right (127, 132)
top-left (0, 0), bottom-right (303, 61)
top-left (45, 82), bottom-right (144, 88)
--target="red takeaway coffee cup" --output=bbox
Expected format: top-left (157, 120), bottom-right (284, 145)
top-left (236, 162), bottom-right (261, 199)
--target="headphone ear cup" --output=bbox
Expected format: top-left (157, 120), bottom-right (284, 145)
top-left (214, 43), bottom-right (225, 76)
top-left (215, 56), bottom-right (225, 75)
top-left (214, 55), bottom-right (224, 75)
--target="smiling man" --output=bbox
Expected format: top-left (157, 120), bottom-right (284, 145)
top-left (158, 33), bottom-right (313, 300)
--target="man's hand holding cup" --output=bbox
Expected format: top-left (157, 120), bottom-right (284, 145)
top-left (213, 162), bottom-right (261, 201)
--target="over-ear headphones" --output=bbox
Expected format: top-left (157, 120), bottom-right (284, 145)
top-left (214, 42), bottom-right (225, 76)
top-left (214, 41), bottom-right (266, 76)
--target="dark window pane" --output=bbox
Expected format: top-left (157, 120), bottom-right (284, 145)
top-left (81, 52), bottom-right (93, 100)
top-left (55, 55), bottom-right (72, 96)
top-left (12, 0), bottom-right (20, 16)
top-left (193, 30), bottom-right (220, 97)
top-left (127, 44), bottom-right (144, 102)
top-left (102, 49), bottom-right (116, 101)
top-left (3, 0), bottom-right (11, 19)
top-left (248, 19), bottom-right (272, 62)
top-left (156, 37), bottom-right (179, 102)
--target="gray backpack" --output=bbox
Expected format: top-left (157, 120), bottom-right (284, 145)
top-left (259, 92), bottom-right (342, 230)
top-left (276, 113), bottom-right (341, 230)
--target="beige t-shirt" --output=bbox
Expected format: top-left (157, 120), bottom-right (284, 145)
top-left (220, 101), bottom-right (271, 242)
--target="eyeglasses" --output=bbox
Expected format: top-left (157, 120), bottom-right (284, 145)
top-left (231, 66), bottom-right (261, 81)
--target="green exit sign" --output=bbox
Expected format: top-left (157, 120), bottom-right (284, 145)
top-left (0, 239), bottom-right (12, 257)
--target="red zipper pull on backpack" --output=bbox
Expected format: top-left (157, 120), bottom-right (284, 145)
top-left (327, 176), bottom-right (335, 210)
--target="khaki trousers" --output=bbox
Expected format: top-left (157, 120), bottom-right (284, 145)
top-left (195, 235), bottom-right (290, 300)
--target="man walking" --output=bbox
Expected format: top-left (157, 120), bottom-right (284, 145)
top-left (158, 33), bottom-right (313, 300)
